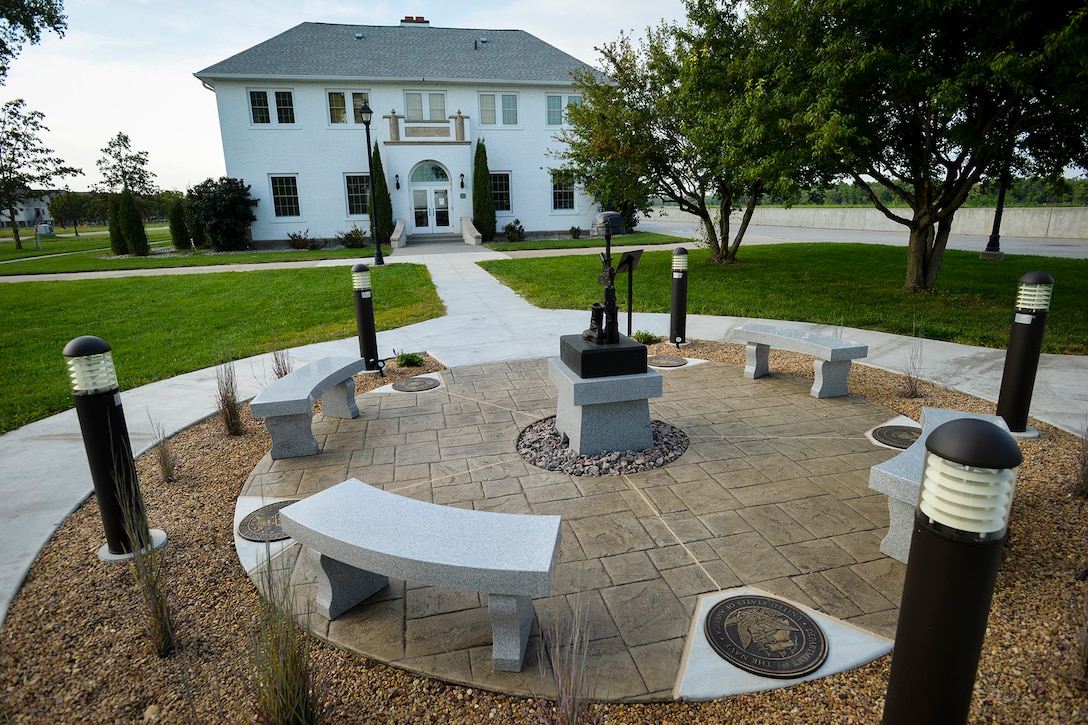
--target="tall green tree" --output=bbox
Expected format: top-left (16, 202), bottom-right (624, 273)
top-left (0, 98), bottom-right (79, 249)
top-left (0, 0), bottom-right (66, 82)
top-left (559, 3), bottom-right (800, 263)
top-left (751, 0), bottom-right (1088, 290)
top-left (472, 139), bottom-right (496, 241)
top-left (96, 132), bottom-right (157, 196)
top-left (369, 143), bottom-right (393, 247)
top-left (187, 176), bottom-right (257, 251)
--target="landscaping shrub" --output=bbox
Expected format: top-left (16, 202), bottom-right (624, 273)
top-left (395, 351), bottom-right (425, 367)
top-left (287, 230), bottom-right (312, 250)
top-left (187, 177), bottom-right (258, 252)
top-left (503, 218), bottom-right (526, 242)
top-left (569, 226), bottom-right (582, 240)
top-left (632, 330), bottom-right (661, 345)
top-left (336, 225), bottom-right (369, 249)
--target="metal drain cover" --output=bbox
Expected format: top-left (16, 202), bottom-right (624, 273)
top-left (872, 425), bottom-right (921, 449)
top-left (647, 355), bottom-right (687, 368)
top-left (704, 594), bottom-right (828, 679)
top-left (237, 500), bottom-right (299, 542)
top-left (392, 377), bottom-right (440, 392)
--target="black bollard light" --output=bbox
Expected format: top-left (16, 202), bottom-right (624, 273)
top-left (995, 271), bottom-right (1053, 436)
top-left (670, 247), bottom-right (689, 348)
top-left (352, 264), bottom-right (382, 371)
top-left (64, 336), bottom-right (165, 560)
top-left (882, 418), bottom-right (1022, 725)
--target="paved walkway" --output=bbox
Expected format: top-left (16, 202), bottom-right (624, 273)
top-left (1, 238), bottom-right (1086, 687)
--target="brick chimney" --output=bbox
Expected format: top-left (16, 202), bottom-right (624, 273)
top-left (401, 16), bottom-right (430, 26)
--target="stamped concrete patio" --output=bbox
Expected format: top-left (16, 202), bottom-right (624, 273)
top-left (236, 356), bottom-right (905, 702)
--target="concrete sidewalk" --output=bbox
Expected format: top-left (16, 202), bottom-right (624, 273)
top-left (1, 244), bottom-right (1085, 635)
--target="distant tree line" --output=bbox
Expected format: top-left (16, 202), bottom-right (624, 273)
top-left (782, 177), bottom-right (1088, 208)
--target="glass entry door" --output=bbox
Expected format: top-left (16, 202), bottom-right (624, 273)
top-left (410, 188), bottom-right (452, 233)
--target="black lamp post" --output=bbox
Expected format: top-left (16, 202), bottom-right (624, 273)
top-left (358, 102), bottom-right (385, 266)
top-left (65, 185), bottom-right (79, 237)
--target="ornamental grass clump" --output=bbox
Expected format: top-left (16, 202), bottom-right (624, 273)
top-left (215, 359), bottom-right (244, 436)
top-left (536, 600), bottom-right (603, 725)
top-left (252, 553), bottom-right (324, 725)
top-left (149, 415), bottom-right (175, 483)
top-left (118, 482), bottom-right (176, 658)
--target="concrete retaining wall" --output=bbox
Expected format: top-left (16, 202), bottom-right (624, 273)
top-left (650, 206), bottom-right (1088, 239)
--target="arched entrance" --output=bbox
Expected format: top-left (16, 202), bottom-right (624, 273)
top-left (408, 161), bottom-right (452, 235)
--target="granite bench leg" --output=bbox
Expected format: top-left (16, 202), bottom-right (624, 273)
top-left (880, 497), bottom-right (916, 563)
top-left (812, 359), bottom-right (853, 398)
top-left (744, 342), bottom-right (770, 379)
top-left (266, 413), bottom-right (320, 459)
top-left (313, 553), bottom-right (389, 620)
top-left (488, 593), bottom-right (534, 672)
top-left (320, 378), bottom-right (360, 419)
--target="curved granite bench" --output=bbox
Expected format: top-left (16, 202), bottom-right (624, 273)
top-left (732, 322), bottom-right (868, 398)
top-left (249, 356), bottom-right (375, 459)
top-left (868, 407), bottom-right (1010, 563)
top-left (279, 478), bottom-right (563, 672)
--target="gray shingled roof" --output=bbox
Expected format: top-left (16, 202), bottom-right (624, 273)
top-left (195, 21), bottom-right (597, 85)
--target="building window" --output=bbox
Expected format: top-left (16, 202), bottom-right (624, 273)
top-left (546, 94), bottom-right (582, 125)
top-left (250, 90), bottom-right (295, 125)
top-left (546, 95), bottom-right (563, 125)
top-left (328, 92), bottom-right (347, 124)
top-left (479, 94), bottom-right (496, 125)
top-left (501, 94), bottom-right (518, 125)
top-left (552, 173), bottom-right (575, 210)
top-left (352, 92), bottom-right (370, 123)
top-left (328, 91), bottom-right (371, 124)
top-left (346, 175), bottom-right (370, 215)
top-left (274, 92), bottom-right (295, 124)
top-left (480, 93), bottom-right (518, 126)
top-left (491, 173), bottom-right (511, 212)
top-left (405, 91), bottom-right (445, 121)
top-left (250, 91), bottom-right (270, 124)
top-left (271, 176), bottom-right (300, 217)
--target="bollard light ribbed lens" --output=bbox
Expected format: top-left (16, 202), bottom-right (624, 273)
top-left (352, 269), bottom-right (371, 291)
top-left (672, 251), bottom-right (688, 271)
top-left (67, 351), bottom-right (119, 395)
top-left (1015, 283), bottom-right (1052, 312)
top-left (919, 452), bottom-right (1016, 539)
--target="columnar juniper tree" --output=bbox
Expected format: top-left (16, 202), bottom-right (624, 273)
top-left (369, 143), bottom-right (393, 249)
top-left (472, 139), bottom-right (496, 242)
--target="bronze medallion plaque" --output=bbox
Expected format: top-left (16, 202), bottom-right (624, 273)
top-left (237, 500), bottom-right (299, 542)
top-left (704, 595), bottom-right (829, 678)
top-left (647, 354), bottom-right (687, 368)
top-left (392, 377), bottom-right (441, 392)
top-left (872, 425), bottom-right (921, 450)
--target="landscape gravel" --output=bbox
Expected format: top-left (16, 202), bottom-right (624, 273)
top-left (516, 417), bottom-right (688, 476)
top-left (1, 343), bottom-right (1085, 723)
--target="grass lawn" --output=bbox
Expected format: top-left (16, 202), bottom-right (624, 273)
top-left (0, 264), bottom-right (442, 434)
top-left (484, 231), bottom-right (679, 252)
top-left (0, 237), bottom-right (393, 275)
top-left (479, 243), bottom-right (1088, 354)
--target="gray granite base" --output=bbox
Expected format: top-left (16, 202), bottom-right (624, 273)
top-left (548, 357), bottom-right (663, 455)
top-left (867, 407), bottom-right (1010, 563)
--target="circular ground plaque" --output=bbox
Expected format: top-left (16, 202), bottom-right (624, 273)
top-left (871, 425), bottom-right (921, 450)
top-left (647, 355), bottom-right (688, 368)
top-left (704, 595), bottom-right (829, 679)
top-left (391, 377), bottom-right (441, 392)
top-left (237, 500), bottom-right (299, 542)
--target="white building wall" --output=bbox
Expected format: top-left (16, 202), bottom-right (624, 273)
top-left (212, 79), bottom-right (597, 242)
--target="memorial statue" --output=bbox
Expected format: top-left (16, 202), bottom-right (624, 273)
top-left (582, 229), bottom-right (621, 345)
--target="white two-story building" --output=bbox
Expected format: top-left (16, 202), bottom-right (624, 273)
top-left (195, 16), bottom-right (600, 244)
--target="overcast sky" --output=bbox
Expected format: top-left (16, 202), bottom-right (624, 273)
top-left (3, 0), bottom-right (687, 193)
